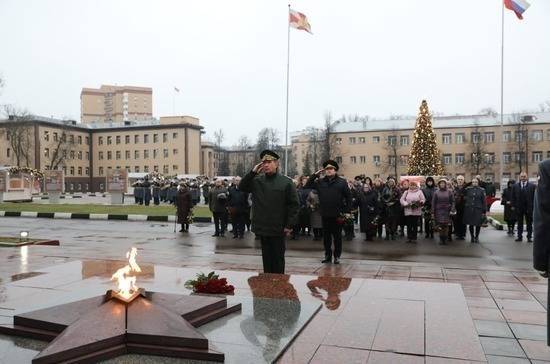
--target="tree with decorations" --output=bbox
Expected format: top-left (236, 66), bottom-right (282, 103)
top-left (407, 100), bottom-right (445, 176)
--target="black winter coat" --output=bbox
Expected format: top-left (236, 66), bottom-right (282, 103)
top-left (512, 182), bottom-right (536, 214)
top-left (228, 187), bottom-right (249, 213)
top-left (501, 187), bottom-right (516, 223)
top-left (356, 190), bottom-right (380, 233)
top-left (305, 174), bottom-right (352, 218)
top-left (534, 160), bottom-right (550, 272)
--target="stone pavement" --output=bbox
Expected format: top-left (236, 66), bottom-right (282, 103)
top-left (0, 217), bottom-right (548, 363)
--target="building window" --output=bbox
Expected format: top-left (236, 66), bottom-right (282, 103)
top-left (335, 138), bottom-right (342, 145)
top-left (532, 130), bottom-right (543, 142)
top-left (387, 135), bottom-right (397, 146)
top-left (107, 151), bottom-right (112, 160)
top-left (173, 148), bottom-right (178, 155)
top-left (514, 131), bottom-right (525, 142)
top-left (442, 134), bottom-right (452, 144)
top-left (360, 156), bottom-right (366, 164)
top-left (99, 151), bottom-right (104, 160)
top-left (471, 132), bottom-right (480, 144)
top-left (502, 131), bottom-right (512, 142)
top-left (134, 150), bottom-right (140, 159)
top-left (359, 137), bottom-right (366, 144)
top-left (373, 155), bottom-right (381, 165)
top-left (400, 135), bottom-right (409, 146)
top-left (442, 154), bottom-right (452, 165)
top-left (144, 165), bottom-right (149, 173)
top-left (70, 166), bottom-right (75, 176)
top-left (44, 148), bottom-right (49, 157)
top-left (163, 133), bottom-right (168, 142)
top-left (547, 151), bottom-right (550, 159)
top-left (485, 153), bottom-right (495, 164)
top-left (85, 136), bottom-right (89, 145)
top-left (69, 150), bottom-right (75, 159)
top-left (350, 156), bottom-right (357, 164)
top-left (163, 149), bottom-right (169, 158)
top-left (135, 166), bottom-right (140, 173)
top-left (116, 151), bottom-right (121, 160)
top-left (484, 132), bottom-right (495, 143)
top-left (106, 136), bottom-right (111, 145)
top-left (514, 152), bottom-right (524, 162)
top-left (98, 136), bottom-right (103, 145)
top-left (503, 152), bottom-right (511, 164)
top-left (388, 155), bottom-right (396, 166)
top-left (455, 153), bottom-right (465, 164)
top-left (144, 150), bottom-right (149, 159)
top-left (144, 134), bottom-right (149, 143)
top-left (78, 167), bottom-right (82, 176)
top-left (78, 135), bottom-right (82, 144)
top-left (454, 133), bottom-right (464, 144)
top-left (7, 148), bottom-right (10, 157)
top-left (86, 151), bottom-right (89, 160)
top-left (125, 135), bottom-right (130, 144)
top-left (163, 165), bottom-right (169, 174)
top-left (134, 135), bottom-right (139, 144)
top-left (173, 132), bottom-right (178, 139)
top-left (69, 135), bottom-right (74, 144)
top-left (85, 167), bottom-right (89, 176)
top-left (400, 155), bottom-right (409, 165)
top-left (173, 165), bottom-right (178, 171)
top-left (78, 151), bottom-right (82, 160)
top-left (533, 151), bottom-right (543, 162)
top-left (125, 150), bottom-right (130, 159)
top-left (349, 137), bottom-right (356, 144)
top-left (372, 136), bottom-right (380, 143)
top-left (154, 165), bottom-right (159, 172)
top-left (153, 134), bottom-right (158, 143)
top-left (125, 166), bottom-right (130, 172)
top-left (335, 156), bottom-right (342, 164)
top-left (153, 149), bottom-right (158, 158)
top-left (53, 132), bottom-right (58, 142)
top-left (116, 136), bottom-right (121, 144)
top-left (44, 131), bottom-right (49, 141)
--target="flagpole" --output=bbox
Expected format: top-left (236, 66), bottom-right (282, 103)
top-left (173, 88), bottom-right (176, 116)
top-left (499, 0), bottom-right (505, 188)
top-left (284, 4), bottom-right (291, 175)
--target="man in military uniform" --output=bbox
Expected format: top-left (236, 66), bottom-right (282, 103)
top-left (240, 150), bottom-right (299, 274)
top-left (305, 160), bottom-right (352, 264)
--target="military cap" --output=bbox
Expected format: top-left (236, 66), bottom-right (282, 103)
top-left (322, 159), bottom-right (339, 171)
top-left (260, 149), bottom-right (280, 161)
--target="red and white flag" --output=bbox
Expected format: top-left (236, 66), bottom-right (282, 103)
top-left (289, 9), bottom-right (312, 34)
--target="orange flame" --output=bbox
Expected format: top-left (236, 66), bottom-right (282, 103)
top-left (111, 247), bottom-right (142, 300)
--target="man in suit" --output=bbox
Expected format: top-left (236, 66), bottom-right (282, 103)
top-left (512, 171), bottom-right (536, 242)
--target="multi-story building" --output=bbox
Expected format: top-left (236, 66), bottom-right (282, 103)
top-left (0, 115), bottom-right (211, 192)
top-left (81, 85), bottom-right (153, 123)
top-left (292, 112), bottom-right (550, 184)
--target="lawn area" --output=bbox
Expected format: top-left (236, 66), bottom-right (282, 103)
top-left (489, 213), bottom-right (504, 224)
top-left (0, 203), bottom-right (212, 218)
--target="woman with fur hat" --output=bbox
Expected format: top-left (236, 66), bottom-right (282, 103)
top-left (432, 178), bottom-right (455, 245)
top-left (463, 177), bottom-right (487, 243)
top-left (381, 177), bottom-right (401, 240)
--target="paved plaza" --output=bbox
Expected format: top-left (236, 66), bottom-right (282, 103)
top-left (0, 217), bottom-right (548, 363)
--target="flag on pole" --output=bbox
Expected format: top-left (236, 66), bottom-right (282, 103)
top-left (289, 9), bottom-right (312, 34)
top-left (504, 0), bottom-right (531, 20)
top-left (174, 87), bottom-right (180, 92)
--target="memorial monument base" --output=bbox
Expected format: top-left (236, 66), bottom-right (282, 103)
top-left (111, 192), bottom-right (124, 204)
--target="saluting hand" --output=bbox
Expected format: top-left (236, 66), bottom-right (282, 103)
top-left (253, 162), bottom-right (263, 174)
top-left (314, 168), bottom-right (324, 176)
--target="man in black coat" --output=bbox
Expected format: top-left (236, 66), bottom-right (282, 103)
top-left (533, 160), bottom-right (550, 345)
top-left (228, 177), bottom-right (249, 239)
top-left (305, 160), bottom-right (352, 264)
top-left (512, 171), bottom-right (536, 242)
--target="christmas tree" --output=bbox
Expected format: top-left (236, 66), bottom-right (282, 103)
top-left (407, 100), bottom-right (445, 176)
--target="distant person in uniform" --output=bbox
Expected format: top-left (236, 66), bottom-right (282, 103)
top-left (240, 150), bottom-right (299, 274)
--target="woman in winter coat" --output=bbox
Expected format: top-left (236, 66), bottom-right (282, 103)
top-left (307, 190), bottom-right (323, 240)
top-left (400, 180), bottom-right (426, 243)
top-left (175, 183), bottom-right (192, 232)
top-left (357, 183), bottom-right (380, 241)
top-left (432, 179), bottom-right (455, 245)
top-left (501, 180), bottom-right (516, 235)
top-left (398, 179), bottom-right (410, 237)
top-left (373, 178), bottom-right (385, 238)
top-left (382, 177), bottom-right (401, 240)
top-left (463, 177), bottom-right (487, 243)
top-left (422, 177), bottom-right (436, 238)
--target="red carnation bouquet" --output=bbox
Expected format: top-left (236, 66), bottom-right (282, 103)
top-left (185, 271), bottom-right (235, 294)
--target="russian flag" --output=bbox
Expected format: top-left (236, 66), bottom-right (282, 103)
top-left (504, 0), bottom-right (530, 20)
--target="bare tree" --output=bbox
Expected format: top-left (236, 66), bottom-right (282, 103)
top-left (382, 127), bottom-right (401, 178)
top-left (467, 123), bottom-right (492, 176)
top-left (45, 122), bottom-right (77, 170)
top-left (304, 126), bottom-right (323, 173)
top-left (478, 107), bottom-right (498, 117)
top-left (509, 113), bottom-right (530, 175)
top-left (234, 135), bottom-right (252, 176)
top-left (1, 105), bottom-right (33, 167)
top-left (321, 111), bottom-right (339, 162)
top-left (213, 129), bottom-right (229, 176)
top-left (256, 127), bottom-right (280, 153)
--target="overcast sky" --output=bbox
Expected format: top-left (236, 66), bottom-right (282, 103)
top-left (1, 0), bottom-right (549, 145)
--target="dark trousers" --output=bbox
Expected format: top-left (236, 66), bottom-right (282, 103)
top-left (385, 216), bottom-right (398, 237)
top-left (260, 236), bottom-right (286, 273)
top-left (405, 215), bottom-right (419, 240)
top-left (516, 210), bottom-right (533, 239)
top-left (453, 212), bottom-right (466, 238)
top-left (232, 212), bottom-right (245, 237)
top-left (469, 225), bottom-right (481, 238)
top-left (322, 217), bottom-right (343, 259)
top-left (213, 212), bottom-right (228, 234)
top-left (154, 196), bottom-right (160, 205)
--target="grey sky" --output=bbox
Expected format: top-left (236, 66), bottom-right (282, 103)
top-left (1, 0), bottom-right (549, 145)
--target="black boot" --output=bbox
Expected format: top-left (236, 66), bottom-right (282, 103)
top-left (321, 256), bottom-right (332, 263)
